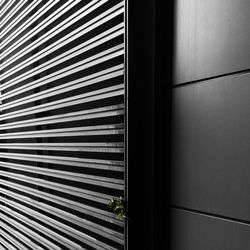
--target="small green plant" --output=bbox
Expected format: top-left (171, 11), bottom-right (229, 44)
top-left (108, 197), bottom-right (126, 219)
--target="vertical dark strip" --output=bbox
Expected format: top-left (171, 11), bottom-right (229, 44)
top-left (128, 0), bottom-right (173, 248)
top-left (154, 0), bottom-right (173, 249)
top-left (127, 0), bottom-right (155, 249)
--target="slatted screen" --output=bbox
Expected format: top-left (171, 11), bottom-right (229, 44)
top-left (0, 0), bottom-right (125, 249)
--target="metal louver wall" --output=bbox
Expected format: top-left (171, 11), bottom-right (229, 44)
top-left (0, 0), bottom-right (126, 249)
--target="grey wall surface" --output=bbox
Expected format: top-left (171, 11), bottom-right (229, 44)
top-left (171, 209), bottom-right (250, 250)
top-left (173, 0), bottom-right (250, 84)
top-left (172, 73), bottom-right (250, 221)
top-left (171, 0), bottom-right (250, 249)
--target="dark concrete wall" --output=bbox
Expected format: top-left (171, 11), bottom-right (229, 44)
top-left (171, 0), bottom-right (250, 249)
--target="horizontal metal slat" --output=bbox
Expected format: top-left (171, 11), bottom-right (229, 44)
top-left (1, 64), bottom-right (123, 108)
top-left (0, 142), bottom-right (124, 153)
top-left (1, 67), bottom-right (124, 111)
top-left (0, 179), bottom-right (124, 226)
top-left (0, 243), bottom-right (8, 250)
top-left (0, 188), bottom-right (124, 244)
top-left (0, 0), bottom-right (50, 40)
top-left (0, 151), bottom-right (123, 171)
top-left (0, 0), bottom-right (34, 31)
top-left (0, 45), bottom-right (124, 99)
top-left (0, 0), bottom-right (125, 248)
top-left (0, 86), bottom-right (124, 121)
top-left (0, 96), bottom-right (124, 131)
top-left (1, 0), bottom-right (107, 60)
top-left (0, 0), bottom-right (62, 48)
top-left (0, 198), bottom-right (118, 250)
top-left (0, 161), bottom-right (124, 189)
top-left (0, 124), bottom-right (124, 139)
top-left (0, 171), bottom-right (115, 203)
top-left (0, 0), bottom-right (80, 52)
top-left (0, 221), bottom-right (57, 250)
top-left (0, 105), bottom-right (124, 131)
top-left (0, 85), bottom-right (124, 122)
top-left (1, 28), bottom-right (124, 90)
top-left (1, 1), bottom-right (124, 72)
top-left (0, 0), bottom-right (15, 18)
top-left (1, 13), bottom-right (124, 81)
top-left (0, 228), bottom-right (29, 250)
top-left (0, 236), bottom-right (16, 250)
top-left (0, 159), bottom-right (123, 182)
top-left (0, 0), bottom-right (27, 31)
top-left (0, 206), bottom-right (81, 250)
top-left (0, 223), bottom-right (44, 250)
